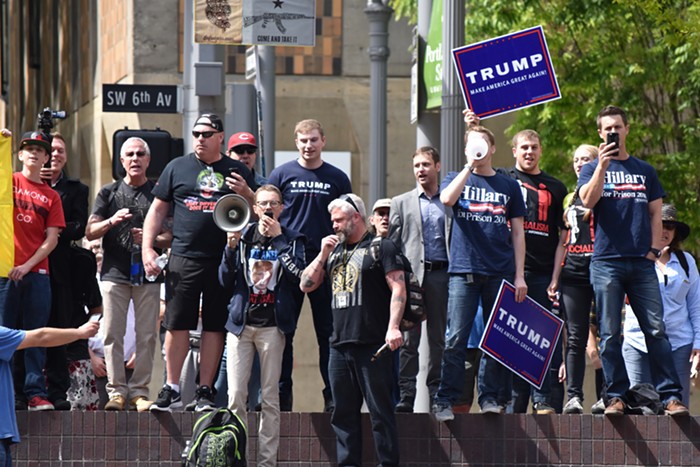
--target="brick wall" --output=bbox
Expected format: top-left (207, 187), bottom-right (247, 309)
top-left (11, 412), bottom-right (700, 466)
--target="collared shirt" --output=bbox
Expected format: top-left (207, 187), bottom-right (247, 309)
top-left (418, 187), bottom-right (448, 263)
top-left (624, 251), bottom-right (700, 352)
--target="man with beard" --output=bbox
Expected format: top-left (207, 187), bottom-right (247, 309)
top-left (300, 193), bottom-right (405, 466)
top-left (144, 114), bottom-right (257, 412)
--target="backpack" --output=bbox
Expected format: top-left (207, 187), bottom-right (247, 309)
top-left (369, 236), bottom-right (426, 331)
top-left (183, 408), bottom-right (247, 466)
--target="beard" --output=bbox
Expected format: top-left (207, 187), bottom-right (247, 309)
top-left (335, 217), bottom-right (357, 244)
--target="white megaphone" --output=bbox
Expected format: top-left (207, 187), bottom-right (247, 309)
top-left (465, 137), bottom-right (489, 160)
top-left (213, 194), bottom-right (251, 232)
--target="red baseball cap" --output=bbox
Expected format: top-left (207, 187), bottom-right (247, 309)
top-left (227, 132), bottom-right (258, 151)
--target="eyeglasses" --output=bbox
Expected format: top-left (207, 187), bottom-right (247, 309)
top-left (124, 151), bottom-right (146, 158)
top-left (192, 131), bottom-right (217, 139)
top-left (374, 210), bottom-right (390, 218)
top-left (231, 147), bottom-right (257, 155)
top-left (256, 200), bottom-right (282, 208)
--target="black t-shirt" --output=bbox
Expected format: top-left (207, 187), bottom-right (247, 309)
top-left (92, 179), bottom-right (157, 283)
top-left (326, 234), bottom-right (402, 346)
top-left (501, 167), bottom-right (568, 273)
top-left (561, 194), bottom-right (595, 284)
top-left (245, 229), bottom-right (278, 328)
top-left (152, 153), bottom-right (256, 259)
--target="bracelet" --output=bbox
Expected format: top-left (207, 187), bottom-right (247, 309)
top-left (464, 164), bottom-right (474, 173)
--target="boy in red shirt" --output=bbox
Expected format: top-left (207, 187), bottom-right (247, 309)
top-left (0, 130), bottom-right (65, 410)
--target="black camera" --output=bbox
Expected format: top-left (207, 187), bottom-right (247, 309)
top-left (37, 107), bottom-right (67, 168)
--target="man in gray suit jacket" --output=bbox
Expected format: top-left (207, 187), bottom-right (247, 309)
top-left (389, 146), bottom-right (450, 412)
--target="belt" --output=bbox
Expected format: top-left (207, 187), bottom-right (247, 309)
top-left (425, 260), bottom-right (448, 271)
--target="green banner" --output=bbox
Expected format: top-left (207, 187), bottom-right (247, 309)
top-left (423, 0), bottom-right (442, 109)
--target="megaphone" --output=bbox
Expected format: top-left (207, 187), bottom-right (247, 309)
top-left (465, 137), bottom-right (489, 161)
top-left (213, 194), bottom-right (251, 232)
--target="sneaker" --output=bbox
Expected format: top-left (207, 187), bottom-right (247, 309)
top-left (150, 385), bottom-right (183, 412)
top-left (185, 386), bottom-right (216, 412)
top-left (604, 397), bottom-right (625, 416)
top-left (52, 398), bottom-right (71, 411)
top-left (665, 399), bottom-right (689, 416)
top-left (480, 399), bottom-right (503, 414)
top-left (432, 402), bottom-right (454, 422)
top-left (130, 396), bottom-right (152, 412)
top-left (591, 398), bottom-right (605, 414)
top-left (395, 400), bottom-right (413, 413)
top-left (28, 396), bottom-right (55, 411)
top-left (563, 397), bottom-right (583, 414)
top-left (533, 402), bottom-right (556, 415)
top-left (105, 395), bottom-right (127, 411)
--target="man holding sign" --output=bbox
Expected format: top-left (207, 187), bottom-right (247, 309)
top-left (432, 124), bottom-right (527, 421)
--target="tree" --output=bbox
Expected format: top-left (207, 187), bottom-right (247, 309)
top-left (390, 0), bottom-right (700, 252)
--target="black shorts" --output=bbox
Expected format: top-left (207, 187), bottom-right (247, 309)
top-left (163, 254), bottom-right (231, 332)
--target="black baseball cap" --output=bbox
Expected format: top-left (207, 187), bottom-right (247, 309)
top-left (19, 131), bottom-right (52, 153)
top-left (193, 114), bottom-right (224, 132)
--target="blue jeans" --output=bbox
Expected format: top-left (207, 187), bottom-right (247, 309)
top-left (280, 277), bottom-right (333, 405)
top-left (329, 344), bottom-right (398, 466)
top-left (0, 274), bottom-right (52, 398)
top-left (435, 274), bottom-right (512, 408)
top-left (590, 258), bottom-right (683, 403)
top-left (623, 342), bottom-right (692, 406)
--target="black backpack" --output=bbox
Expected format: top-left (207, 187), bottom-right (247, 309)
top-left (183, 408), bottom-right (247, 466)
top-left (369, 236), bottom-right (426, 331)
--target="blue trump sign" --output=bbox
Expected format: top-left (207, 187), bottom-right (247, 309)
top-left (452, 25), bottom-right (561, 119)
top-left (479, 280), bottom-right (563, 389)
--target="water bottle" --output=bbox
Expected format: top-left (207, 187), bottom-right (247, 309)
top-left (146, 253), bottom-right (168, 282)
top-left (130, 246), bottom-right (143, 286)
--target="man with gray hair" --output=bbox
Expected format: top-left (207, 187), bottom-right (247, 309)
top-left (86, 137), bottom-right (170, 411)
top-left (300, 193), bottom-right (405, 466)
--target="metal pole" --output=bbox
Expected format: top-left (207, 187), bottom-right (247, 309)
top-left (365, 0), bottom-right (393, 203)
top-left (440, 0), bottom-right (465, 174)
top-left (258, 46), bottom-right (276, 177)
top-left (416, 0), bottom-right (440, 150)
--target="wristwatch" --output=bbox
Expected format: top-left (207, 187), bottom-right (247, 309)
top-left (649, 247), bottom-right (662, 258)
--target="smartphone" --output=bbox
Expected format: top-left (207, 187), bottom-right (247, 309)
top-left (89, 314), bottom-right (102, 322)
top-left (231, 168), bottom-right (240, 176)
top-left (606, 132), bottom-right (619, 151)
top-left (264, 211), bottom-right (274, 218)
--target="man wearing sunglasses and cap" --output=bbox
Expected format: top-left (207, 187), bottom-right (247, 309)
top-left (0, 129), bottom-right (66, 411)
top-left (228, 131), bottom-right (268, 187)
top-left (143, 113), bottom-right (258, 412)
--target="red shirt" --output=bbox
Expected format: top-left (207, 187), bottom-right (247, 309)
top-left (12, 172), bottom-right (65, 274)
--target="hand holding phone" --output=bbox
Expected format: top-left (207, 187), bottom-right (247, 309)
top-left (606, 132), bottom-right (620, 151)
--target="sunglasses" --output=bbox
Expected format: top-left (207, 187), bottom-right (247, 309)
top-left (231, 146), bottom-right (257, 155)
top-left (124, 151), bottom-right (146, 158)
top-left (192, 131), bottom-right (218, 139)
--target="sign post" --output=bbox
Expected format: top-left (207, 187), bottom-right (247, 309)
top-left (451, 25), bottom-right (560, 119)
top-left (102, 84), bottom-right (179, 114)
top-left (479, 280), bottom-right (564, 389)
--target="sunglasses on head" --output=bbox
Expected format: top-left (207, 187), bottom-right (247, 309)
top-left (232, 146), bottom-right (256, 155)
top-left (192, 130), bottom-right (217, 139)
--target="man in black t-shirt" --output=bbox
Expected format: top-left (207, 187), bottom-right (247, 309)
top-left (300, 193), bottom-right (404, 467)
top-left (86, 137), bottom-right (170, 412)
top-left (143, 114), bottom-right (257, 412)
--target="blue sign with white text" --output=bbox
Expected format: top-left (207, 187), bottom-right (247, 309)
top-left (479, 280), bottom-right (563, 389)
top-left (452, 25), bottom-right (561, 119)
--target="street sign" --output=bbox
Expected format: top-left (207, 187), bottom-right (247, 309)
top-left (103, 84), bottom-right (179, 113)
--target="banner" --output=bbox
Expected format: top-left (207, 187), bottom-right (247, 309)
top-left (0, 135), bottom-right (13, 277)
top-left (422, 0), bottom-right (442, 109)
top-left (195, 0), bottom-right (316, 47)
top-left (479, 280), bottom-right (563, 389)
top-left (452, 25), bottom-right (561, 119)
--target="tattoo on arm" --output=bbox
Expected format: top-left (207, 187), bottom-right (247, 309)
top-left (391, 296), bottom-right (406, 304)
top-left (302, 277), bottom-right (316, 289)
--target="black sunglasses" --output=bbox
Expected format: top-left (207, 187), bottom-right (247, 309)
top-left (231, 146), bottom-right (256, 155)
top-left (124, 151), bottom-right (146, 158)
top-left (192, 131), bottom-right (217, 139)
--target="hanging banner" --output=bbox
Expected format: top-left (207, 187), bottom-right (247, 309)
top-left (452, 25), bottom-right (561, 119)
top-left (479, 280), bottom-right (563, 389)
top-left (194, 0), bottom-right (316, 47)
top-left (422, 0), bottom-right (442, 109)
top-left (0, 135), bottom-right (13, 277)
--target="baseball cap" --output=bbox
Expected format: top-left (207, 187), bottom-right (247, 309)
top-left (372, 198), bottom-right (392, 213)
top-left (228, 132), bottom-right (258, 151)
top-left (193, 113), bottom-right (224, 132)
top-left (19, 131), bottom-right (52, 153)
